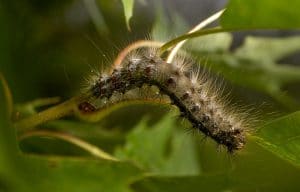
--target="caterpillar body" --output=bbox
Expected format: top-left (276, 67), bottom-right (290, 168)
top-left (78, 48), bottom-right (248, 152)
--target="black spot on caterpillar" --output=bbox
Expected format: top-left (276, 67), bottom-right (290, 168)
top-left (78, 101), bottom-right (97, 113)
top-left (79, 49), bottom-right (248, 152)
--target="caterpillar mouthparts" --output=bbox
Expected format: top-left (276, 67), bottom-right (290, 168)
top-left (79, 49), bottom-right (247, 152)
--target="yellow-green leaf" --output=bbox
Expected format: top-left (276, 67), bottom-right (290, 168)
top-left (122, 0), bottom-right (134, 30)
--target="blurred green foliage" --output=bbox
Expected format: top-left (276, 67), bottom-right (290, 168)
top-left (221, 0), bottom-right (300, 29)
top-left (1, 0), bottom-right (300, 191)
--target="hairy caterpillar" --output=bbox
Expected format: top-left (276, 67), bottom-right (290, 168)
top-left (77, 46), bottom-right (250, 152)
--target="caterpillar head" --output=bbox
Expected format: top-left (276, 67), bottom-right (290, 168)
top-left (217, 128), bottom-right (246, 152)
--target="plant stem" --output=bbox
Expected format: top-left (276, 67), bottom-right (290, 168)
top-left (166, 9), bottom-right (225, 63)
top-left (19, 130), bottom-right (119, 161)
top-left (14, 97), bottom-right (80, 132)
top-left (159, 27), bottom-right (229, 55)
top-left (111, 40), bottom-right (163, 73)
top-left (77, 98), bottom-right (170, 122)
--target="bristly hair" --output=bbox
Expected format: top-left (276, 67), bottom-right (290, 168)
top-left (79, 47), bottom-right (254, 152)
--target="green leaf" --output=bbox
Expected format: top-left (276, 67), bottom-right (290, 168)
top-left (221, 0), bottom-right (300, 29)
top-left (255, 111), bottom-right (300, 167)
top-left (159, 129), bottom-right (201, 176)
top-left (95, 0), bottom-right (128, 37)
top-left (234, 36), bottom-right (300, 62)
top-left (83, 0), bottom-right (109, 35)
top-left (22, 157), bottom-right (142, 192)
top-left (152, 2), bottom-right (188, 42)
top-left (18, 117), bottom-right (144, 191)
top-left (115, 115), bottom-right (201, 176)
top-left (189, 35), bottom-right (300, 110)
top-left (0, 75), bottom-right (144, 192)
top-left (121, 0), bottom-right (134, 30)
top-left (132, 174), bottom-right (232, 192)
top-left (186, 32), bottom-right (232, 53)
